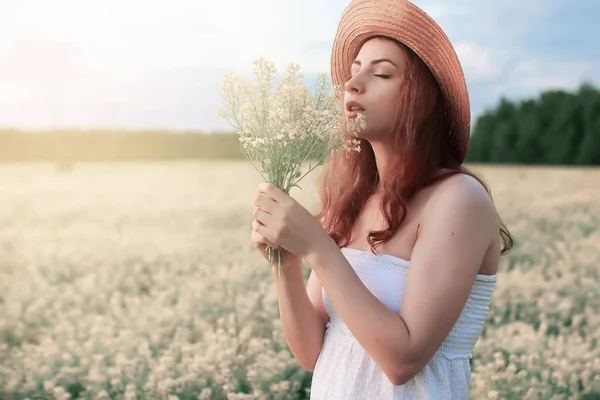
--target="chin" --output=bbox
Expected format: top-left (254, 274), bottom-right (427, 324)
top-left (362, 130), bottom-right (393, 145)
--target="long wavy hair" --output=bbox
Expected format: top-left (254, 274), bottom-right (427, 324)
top-left (316, 36), bottom-right (513, 256)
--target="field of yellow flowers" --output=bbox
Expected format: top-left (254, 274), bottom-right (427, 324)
top-left (0, 161), bottom-right (598, 400)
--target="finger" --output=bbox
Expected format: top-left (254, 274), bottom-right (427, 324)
top-left (251, 221), bottom-right (278, 248)
top-left (252, 207), bottom-right (275, 226)
top-left (253, 193), bottom-right (276, 214)
top-left (251, 231), bottom-right (278, 250)
top-left (257, 182), bottom-right (286, 203)
top-left (251, 218), bottom-right (267, 233)
top-left (252, 218), bottom-right (278, 246)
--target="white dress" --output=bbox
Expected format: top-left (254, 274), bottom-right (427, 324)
top-left (309, 247), bottom-right (497, 400)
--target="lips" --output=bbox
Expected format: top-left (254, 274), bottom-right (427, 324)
top-left (345, 101), bottom-right (365, 112)
top-left (345, 101), bottom-right (365, 119)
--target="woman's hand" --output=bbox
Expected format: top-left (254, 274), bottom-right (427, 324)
top-left (250, 219), bottom-right (299, 266)
top-left (251, 182), bottom-right (330, 259)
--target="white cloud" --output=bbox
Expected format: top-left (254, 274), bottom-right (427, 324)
top-left (0, 0), bottom-right (597, 131)
top-left (508, 61), bottom-right (594, 91)
top-left (0, 0), bottom-right (346, 130)
top-left (0, 38), bottom-right (85, 83)
top-left (454, 43), bottom-right (508, 81)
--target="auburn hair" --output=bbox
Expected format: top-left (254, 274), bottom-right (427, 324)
top-left (316, 36), bottom-right (513, 256)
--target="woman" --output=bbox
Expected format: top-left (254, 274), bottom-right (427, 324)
top-left (251, 0), bottom-right (513, 398)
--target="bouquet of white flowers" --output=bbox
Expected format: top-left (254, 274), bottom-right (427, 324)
top-left (218, 58), bottom-right (365, 274)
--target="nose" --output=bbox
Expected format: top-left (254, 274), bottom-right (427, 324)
top-left (344, 73), bottom-right (364, 94)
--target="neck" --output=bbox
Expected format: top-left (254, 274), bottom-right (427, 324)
top-left (368, 139), bottom-right (392, 193)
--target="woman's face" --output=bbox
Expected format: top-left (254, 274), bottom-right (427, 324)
top-left (344, 37), bottom-right (407, 139)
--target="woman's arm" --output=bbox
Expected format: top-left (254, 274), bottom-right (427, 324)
top-left (305, 175), bottom-right (498, 385)
top-left (272, 258), bottom-right (328, 372)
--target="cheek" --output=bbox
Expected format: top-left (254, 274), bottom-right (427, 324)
top-left (381, 91), bottom-right (401, 120)
top-left (370, 99), bottom-right (396, 125)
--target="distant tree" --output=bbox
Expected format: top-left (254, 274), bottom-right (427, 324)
top-left (466, 82), bottom-right (600, 165)
top-left (575, 83), bottom-right (600, 164)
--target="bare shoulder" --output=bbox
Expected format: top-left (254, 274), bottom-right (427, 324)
top-left (430, 173), bottom-right (496, 214)
top-left (433, 172), bottom-right (493, 200)
top-left (421, 173), bottom-right (499, 240)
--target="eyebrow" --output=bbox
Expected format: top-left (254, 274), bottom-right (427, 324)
top-left (352, 58), bottom-right (399, 68)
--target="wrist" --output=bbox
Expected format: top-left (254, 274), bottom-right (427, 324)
top-left (305, 235), bottom-right (337, 269)
top-left (271, 253), bottom-right (302, 274)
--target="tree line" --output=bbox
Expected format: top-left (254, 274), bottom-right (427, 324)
top-left (466, 82), bottom-right (600, 165)
top-left (0, 82), bottom-right (597, 165)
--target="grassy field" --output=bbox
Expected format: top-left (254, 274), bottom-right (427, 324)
top-left (0, 161), bottom-right (598, 400)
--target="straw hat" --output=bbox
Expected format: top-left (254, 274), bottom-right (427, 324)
top-left (330, 0), bottom-right (470, 162)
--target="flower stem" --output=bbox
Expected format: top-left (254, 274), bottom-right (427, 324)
top-left (265, 245), bottom-right (283, 276)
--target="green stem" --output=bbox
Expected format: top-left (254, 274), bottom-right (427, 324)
top-left (265, 245), bottom-right (283, 276)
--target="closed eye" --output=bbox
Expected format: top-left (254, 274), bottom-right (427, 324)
top-left (349, 74), bottom-right (391, 79)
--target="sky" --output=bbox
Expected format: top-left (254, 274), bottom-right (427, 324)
top-left (0, 0), bottom-right (598, 132)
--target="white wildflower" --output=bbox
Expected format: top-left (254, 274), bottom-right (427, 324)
top-left (218, 57), bottom-right (366, 274)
